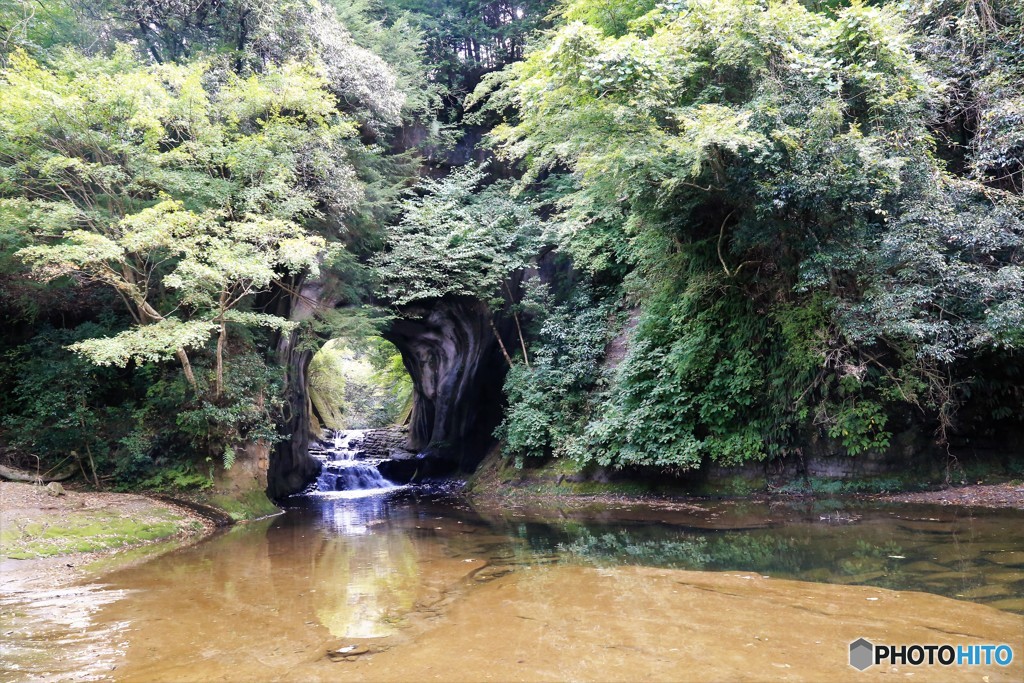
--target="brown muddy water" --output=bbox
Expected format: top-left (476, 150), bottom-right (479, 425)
top-left (2, 486), bottom-right (1022, 682)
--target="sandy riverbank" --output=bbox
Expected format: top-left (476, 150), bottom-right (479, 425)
top-left (472, 481), bottom-right (1024, 511)
top-left (877, 481), bottom-right (1024, 509)
top-left (0, 481), bottom-right (216, 590)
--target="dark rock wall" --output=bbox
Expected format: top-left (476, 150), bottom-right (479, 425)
top-left (267, 333), bottom-right (321, 499)
top-left (384, 296), bottom-right (512, 470)
top-left (356, 427), bottom-right (414, 458)
top-left (266, 281), bottom-right (330, 499)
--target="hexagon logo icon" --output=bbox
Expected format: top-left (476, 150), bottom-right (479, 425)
top-left (849, 638), bottom-right (874, 671)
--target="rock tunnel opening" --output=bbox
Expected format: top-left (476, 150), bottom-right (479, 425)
top-left (267, 295), bottom-right (514, 499)
top-left (306, 337), bottom-right (413, 437)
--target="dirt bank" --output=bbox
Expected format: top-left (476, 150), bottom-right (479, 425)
top-left (878, 482), bottom-right (1024, 509)
top-left (0, 481), bottom-right (215, 590)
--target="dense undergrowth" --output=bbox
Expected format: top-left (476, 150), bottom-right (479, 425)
top-left (481, 0), bottom-right (1024, 474)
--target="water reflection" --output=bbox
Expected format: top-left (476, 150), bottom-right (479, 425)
top-left (481, 501), bottom-right (1024, 613)
top-left (2, 491), bottom-right (1022, 682)
top-left (274, 494), bottom-right (419, 638)
top-left (314, 491), bottom-right (392, 534)
top-left (0, 583), bottom-right (130, 681)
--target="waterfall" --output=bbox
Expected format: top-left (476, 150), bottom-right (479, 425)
top-left (309, 429), bottom-right (398, 497)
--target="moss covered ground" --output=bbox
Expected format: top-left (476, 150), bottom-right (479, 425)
top-left (0, 482), bottom-right (209, 561)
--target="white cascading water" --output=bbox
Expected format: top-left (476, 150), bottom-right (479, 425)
top-left (310, 429), bottom-right (398, 496)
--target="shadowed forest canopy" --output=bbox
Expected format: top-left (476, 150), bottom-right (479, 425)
top-left (0, 0), bottom-right (1021, 491)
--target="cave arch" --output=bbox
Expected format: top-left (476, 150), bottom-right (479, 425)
top-left (266, 289), bottom-right (514, 499)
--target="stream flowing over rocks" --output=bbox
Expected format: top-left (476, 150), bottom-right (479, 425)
top-left (306, 428), bottom-right (425, 495)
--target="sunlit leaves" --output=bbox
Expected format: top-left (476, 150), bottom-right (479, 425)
top-left (222, 311), bottom-right (299, 332)
top-left (3, 52), bottom-right (333, 376)
top-left (18, 231), bottom-right (124, 281)
top-left (68, 319), bottom-right (218, 367)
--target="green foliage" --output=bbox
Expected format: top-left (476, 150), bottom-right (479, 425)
top-left (905, 0), bottom-right (1024, 192)
top-left (483, 0), bottom-right (1024, 470)
top-left (373, 164), bottom-right (543, 307)
top-left (497, 283), bottom-right (613, 463)
top-left (773, 476), bottom-right (911, 496)
top-left (0, 318), bottom-right (278, 487)
top-left (560, 0), bottom-right (658, 37)
top-left (172, 351), bottom-right (285, 453)
top-left (0, 0), bottom-right (431, 493)
top-left (384, 0), bottom-right (554, 119)
top-left (2, 53), bottom-right (339, 379)
top-left (330, 0), bottom-right (443, 123)
top-left (831, 183), bottom-right (1024, 360)
top-left (307, 337), bottom-right (413, 430)
top-left (585, 274), bottom-right (806, 468)
top-left (3, 0), bottom-right (1023, 493)
top-left (134, 463), bottom-right (215, 492)
top-left (824, 399), bottom-right (890, 455)
top-left (0, 0), bottom-right (92, 62)
top-left (7, 0), bottom-right (415, 130)
top-left (1, 322), bottom-right (132, 473)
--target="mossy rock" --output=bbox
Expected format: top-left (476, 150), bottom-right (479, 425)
top-left (204, 489), bottom-right (280, 522)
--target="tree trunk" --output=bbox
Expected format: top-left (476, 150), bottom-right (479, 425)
top-left (133, 296), bottom-right (199, 393)
top-left (0, 464), bottom-right (76, 483)
top-left (176, 347), bottom-right (198, 391)
top-left (215, 326), bottom-right (225, 398)
top-left (216, 293), bottom-right (228, 398)
top-left (503, 282), bottom-right (530, 369)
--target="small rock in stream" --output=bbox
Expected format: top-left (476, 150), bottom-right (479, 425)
top-left (474, 566), bottom-right (514, 581)
top-left (328, 645), bottom-right (369, 661)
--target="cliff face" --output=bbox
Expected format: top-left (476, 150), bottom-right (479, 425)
top-left (385, 296), bottom-right (511, 471)
top-left (267, 333), bottom-right (321, 499)
top-left (266, 281), bottom-right (328, 500)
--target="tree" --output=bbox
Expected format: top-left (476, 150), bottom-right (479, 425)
top-left (906, 0), bottom-right (1024, 193)
top-left (479, 0), bottom-right (1024, 467)
top-left (372, 164), bottom-right (543, 361)
top-left (2, 51), bottom-right (342, 394)
top-left (386, 0), bottom-right (554, 112)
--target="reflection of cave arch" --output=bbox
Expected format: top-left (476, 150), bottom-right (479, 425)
top-left (266, 287), bottom-right (514, 499)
